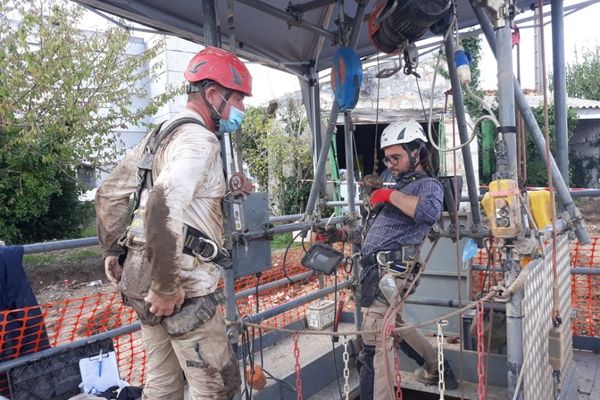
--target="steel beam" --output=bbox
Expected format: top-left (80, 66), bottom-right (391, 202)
top-left (304, 0), bottom-right (367, 217)
top-left (443, 36), bottom-right (483, 229)
top-left (22, 237), bottom-right (99, 254)
top-left (344, 111), bottom-right (357, 217)
top-left (552, 0), bottom-right (569, 181)
top-left (202, 0), bottom-right (219, 47)
top-left (235, 0), bottom-right (336, 42)
top-left (289, 0), bottom-right (338, 13)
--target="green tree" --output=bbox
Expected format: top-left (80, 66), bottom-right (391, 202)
top-left (566, 47), bottom-right (600, 101)
top-left (241, 96), bottom-right (312, 214)
top-left (0, 0), bottom-right (175, 243)
top-left (526, 105), bottom-right (579, 186)
top-left (239, 106), bottom-right (274, 190)
top-left (460, 35), bottom-right (485, 120)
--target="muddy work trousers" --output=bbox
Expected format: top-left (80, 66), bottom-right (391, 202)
top-left (140, 310), bottom-right (241, 400)
top-left (358, 299), bottom-right (438, 400)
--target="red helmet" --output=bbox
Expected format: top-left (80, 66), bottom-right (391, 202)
top-left (184, 47), bottom-right (252, 97)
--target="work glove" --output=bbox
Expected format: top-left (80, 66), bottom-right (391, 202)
top-left (313, 223), bottom-right (347, 243)
top-left (370, 188), bottom-right (395, 207)
top-left (104, 256), bottom-right (123, 287)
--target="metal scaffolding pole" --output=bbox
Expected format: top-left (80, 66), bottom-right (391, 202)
top-left (443, 36), bottom-right (483, 230)
top-left (202, 0), bottom-right (239, 349)
top-left (552, 0), bottom-right (569, 181)
top-left (472, 3), bottom-right (590, 245)
top-left (496, 14), bottom-right (524, 400)
top-left (202, 0), bottom-right (218, 47)
top-left (304, 0), bottom-right (367, 217)
top-left (344, 111), bottom-right (356, 217)
top-left (496, 26), bottom-right (518, 177)
top-left (309, 65), bottom-right (325, 196)
top-left (235, 0), bottom-right (336, 41)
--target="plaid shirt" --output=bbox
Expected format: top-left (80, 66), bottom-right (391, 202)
top-left (362, 172), bottom-right (444, 256)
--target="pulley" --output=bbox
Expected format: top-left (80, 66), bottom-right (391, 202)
top-left (330, 47), bottom-right (363, 111)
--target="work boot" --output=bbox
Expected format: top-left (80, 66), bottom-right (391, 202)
top-left (414, 360), bottom-right (458, 390)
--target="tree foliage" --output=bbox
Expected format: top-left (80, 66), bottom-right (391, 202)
top-left (460, 35), bottom-right (485, 120)
top-left (566, 47), bottom-right (600, 101)
top-left (0, 0), bottom-right (175, 243)
top-left (526, 105), bottom-right (579, 186)
top-left (241, 96), bottom-right (313, 214)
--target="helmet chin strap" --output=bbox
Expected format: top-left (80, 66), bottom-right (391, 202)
top-left (188, 82), bottom-right (232, 128)
top-left (402, 144), bottom-right (418, 173)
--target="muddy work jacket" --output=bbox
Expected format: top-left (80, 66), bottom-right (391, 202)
top-left (96, 108), bottom-right (225, 301)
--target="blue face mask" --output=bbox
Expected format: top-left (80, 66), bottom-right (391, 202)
top-left (218, 106), bottom-right (245, 133)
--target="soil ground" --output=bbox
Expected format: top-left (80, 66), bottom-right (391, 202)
top-left (23, 197), bottom-right (600, 303)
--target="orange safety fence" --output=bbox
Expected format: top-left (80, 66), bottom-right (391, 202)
top-left (1, 239), bottom-right (598, 396)
top-left (0, 246), bottom-right (353, 397)
top-left (472, 236), bottom-right (600, 336)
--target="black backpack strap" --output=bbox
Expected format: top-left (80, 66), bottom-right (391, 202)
top-left (134, 117), bottom-right (208, 209)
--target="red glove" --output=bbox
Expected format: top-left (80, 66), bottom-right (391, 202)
top-left (314, 225), bottom-right (347, 243)
top-left (370, 188), bottom-right (394, 206)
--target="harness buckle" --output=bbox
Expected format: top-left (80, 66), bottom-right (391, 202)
top-left (376, 251), bottom-right (409, 277)
top-left (376, 251), bottom-right (392, 267)
top-left (192, 237), bottom-right (220, 262)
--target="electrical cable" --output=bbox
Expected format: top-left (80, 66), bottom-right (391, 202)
top-left (331, 272), bottom-right (344, 400)
top-left (425, 48), bottom-right (479, 153)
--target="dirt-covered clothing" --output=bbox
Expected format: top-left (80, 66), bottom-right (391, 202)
top-left (140, 311), bottom-right (240, 400)
top-left (96, 108), bottom-right (225, 301)
top-left (96, 108), bottom-right (240, 399)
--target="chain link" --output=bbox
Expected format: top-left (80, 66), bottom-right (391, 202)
top-left (388, 324), bottom-right (403, 400)
top-left (342, 337), bottom-right (350, 400)
top-left (437, 320), bottom-right (448, 399)
top-left (294, 333), bottom-right (303, 400)
top-left (476, 301), bottom-right (487, 400)
top-left (394, 348), bottom-right (403, 399)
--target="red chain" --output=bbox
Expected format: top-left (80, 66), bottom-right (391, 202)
top-left (386, 324), bottom-right (403, 400)
top-left (476, 301), bottom-right (487, 400)
top-left (294, 333), bottom-right (303, 400)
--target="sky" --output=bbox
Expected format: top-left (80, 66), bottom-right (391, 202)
top-left (80, 0), bottom-right (600, 106)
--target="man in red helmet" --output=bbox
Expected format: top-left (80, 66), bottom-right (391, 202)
top-left (95, 47), bottom-right (251, 399)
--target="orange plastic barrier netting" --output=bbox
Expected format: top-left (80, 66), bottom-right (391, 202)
top-left (0, 247), bottom-right (353, 397)
top-left (472, 237), bottom-right (600, 336)
top-left (1, 239), bottom-right (598, 396)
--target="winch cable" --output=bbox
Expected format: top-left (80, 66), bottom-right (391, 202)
top-left (537, 0), bottom-right (561, 329)
top-left (331, 272), bottom-right (344, 400)
top-left (373, 53), bottom-right (382, 175)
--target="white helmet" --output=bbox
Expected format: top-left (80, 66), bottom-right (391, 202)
top-left (380, 120), bottom-right (428, 149)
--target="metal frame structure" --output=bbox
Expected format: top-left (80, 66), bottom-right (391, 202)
top-left (5, 0), bottom-right (599, 398)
